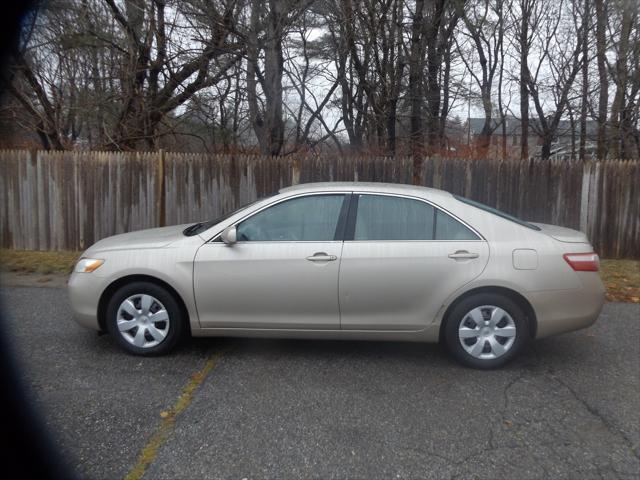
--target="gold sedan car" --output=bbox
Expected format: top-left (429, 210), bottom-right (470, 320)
top-left (68, 183), bottom-right (605, 368)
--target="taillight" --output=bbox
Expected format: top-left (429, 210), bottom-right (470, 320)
top-left (563, 252), bottom-right (600, 272)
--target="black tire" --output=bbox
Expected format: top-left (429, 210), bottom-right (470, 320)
top-left (105, 281), bottom-right (184, 356)
top-left (443, 293), bottom-right (529, 369)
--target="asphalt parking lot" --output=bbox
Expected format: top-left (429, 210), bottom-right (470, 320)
top-left (2, 285), bottom-right (639, 480)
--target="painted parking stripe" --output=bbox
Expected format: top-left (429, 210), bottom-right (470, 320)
top-left (123, 349), bottom-right (227, 480)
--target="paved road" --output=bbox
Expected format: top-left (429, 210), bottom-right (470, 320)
top-left (2, 285), bottom-right (639, 479)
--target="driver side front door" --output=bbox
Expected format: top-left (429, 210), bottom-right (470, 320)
top-left (193, 193), bottom-right (348, 329)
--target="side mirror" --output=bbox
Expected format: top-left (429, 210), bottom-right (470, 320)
top-left (220, 225), bottom-right (237, 245)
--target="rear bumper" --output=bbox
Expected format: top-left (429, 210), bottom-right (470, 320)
top-left (68, 272), bottom-right (105, 331)
top-left (529, 273), bottom-right (605, 339)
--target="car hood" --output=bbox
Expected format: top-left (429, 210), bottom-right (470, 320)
top-left (531, 223), bottom-right (590, 243)
top-left (86, 224), bottom-right (191, 253)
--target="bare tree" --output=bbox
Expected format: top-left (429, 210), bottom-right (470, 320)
top-left (526, 0), bottom-right (585, 160)
top-left (578, 0), bottom-right (590, 160)
top-left (2, 0), bottom-right (638, 157)
top-left (593, 0), bottom-right (608, 159)
top-left (608, 0), bottom-right (639, 158)
top-left (456, 0), bottom-right (505, 157)
top-left (513, 0), bottom-right (545, 159)
top-left (5, 0), bottom-right (245, 150)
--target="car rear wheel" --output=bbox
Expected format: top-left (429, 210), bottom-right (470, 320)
top-left (105, 282), bottom-right (184, 356)
top-left (444, 293), bottom-right (529, 369)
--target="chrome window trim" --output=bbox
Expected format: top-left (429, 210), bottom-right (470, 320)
top-left (345, 239), bottom-right (485, 243)
top-left (206, 240), bottom-right (345, 245)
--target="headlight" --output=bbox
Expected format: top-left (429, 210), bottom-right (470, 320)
top-left (74, 258), bottom-right (104, 273)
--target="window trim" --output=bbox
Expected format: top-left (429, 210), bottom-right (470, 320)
top-left (343, 193), bottom-right (359, 241)
top-left (333, 193), bottom-right (353, 241)
top-left (208, 191), bottom-right (351, 244)
top-left (344, 192), bottom-right (485, 242)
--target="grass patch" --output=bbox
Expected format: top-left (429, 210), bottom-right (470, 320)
top-left (0, 249), bottom-right (638, 303)
top-left (600, 259), bottom-right (640, 304)
top-left (0, 249), bottom-right (80, 275)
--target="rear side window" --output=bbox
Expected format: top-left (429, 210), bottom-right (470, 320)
top-left (352, 194), bottom-right (480, 241)
top-left (434, 209), bottom-right (479, 240)
top-left (354, 195), bottom-right (434, 240)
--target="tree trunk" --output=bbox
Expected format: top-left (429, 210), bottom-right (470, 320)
top-left (519, 0), bottom-right (530, 160)
top-left (569, 104), bottom-right (577, 160)
top-left (439, 38), bottom-right (452, 151)
top-left (594, 0), bottom-right (608, 159)
top-left (608, 0), bottom-right (635, 159)
top-left (541, 135), bottom-right (552, 160)
top-left (263, 0), bottom-right (285, 155)
top-left (498, 11), bottom-right (507, 161)
top-left (408, 0), bottom-right (426, 160)
top-left (424, 0), bottom-right (447, 155)
top-left (246, 0), bottom-right (285, 156)
top-left (578, 0), bottom-right (589, 161)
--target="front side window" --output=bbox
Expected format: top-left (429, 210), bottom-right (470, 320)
top-left (236, 194), bottom-right (345, 242)
top-left (354, 195), bottom-right (435, 240)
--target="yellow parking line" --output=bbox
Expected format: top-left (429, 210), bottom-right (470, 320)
top-left (124, 349), bottom-right (226, 480)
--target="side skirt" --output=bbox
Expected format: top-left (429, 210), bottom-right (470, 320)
top-left (190, 325), bottom-right (441, 342)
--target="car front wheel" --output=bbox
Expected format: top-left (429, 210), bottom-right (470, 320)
top-left (444, 293), bottom-right (529, 369)
top-left (105, 282), bottom-right (184, 356)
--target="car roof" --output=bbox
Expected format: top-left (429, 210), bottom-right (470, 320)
top-left (278, 182), bottom-right (453, 200)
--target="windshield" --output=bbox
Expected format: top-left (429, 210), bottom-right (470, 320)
top-left (183, 199), bottom-right (262, 236)
top-left (454, 195), bottom-right (541, 231)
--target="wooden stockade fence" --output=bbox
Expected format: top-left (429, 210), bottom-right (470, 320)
top-left (0, 150), bottom-right (638, 258)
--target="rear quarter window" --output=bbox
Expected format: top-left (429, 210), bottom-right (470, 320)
top-left (434, 210), bottom-right (479, 240)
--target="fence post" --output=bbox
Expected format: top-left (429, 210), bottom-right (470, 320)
top-left (157, 149), bottom-right (166, 227)
top-left (580, 162), bottom-right (590, 233)
top-left (292, 156), bottom-right (301, 185)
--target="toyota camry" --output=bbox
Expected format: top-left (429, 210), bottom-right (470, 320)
top-left (68, 182), bottom-right (605, 368)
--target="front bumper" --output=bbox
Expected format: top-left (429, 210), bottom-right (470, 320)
top-left (529, 272), bottom-right (606, 339)
top-left (68, 271), bottom-right (107, 331)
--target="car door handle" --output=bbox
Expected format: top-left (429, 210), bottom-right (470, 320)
top-left (306, 252), bottom-right (337, 262)
top-left (448, 250), bottom-right (479, 260)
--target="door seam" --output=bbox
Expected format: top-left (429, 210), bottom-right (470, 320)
top-left (336, 239), bottom-right (346, 330)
